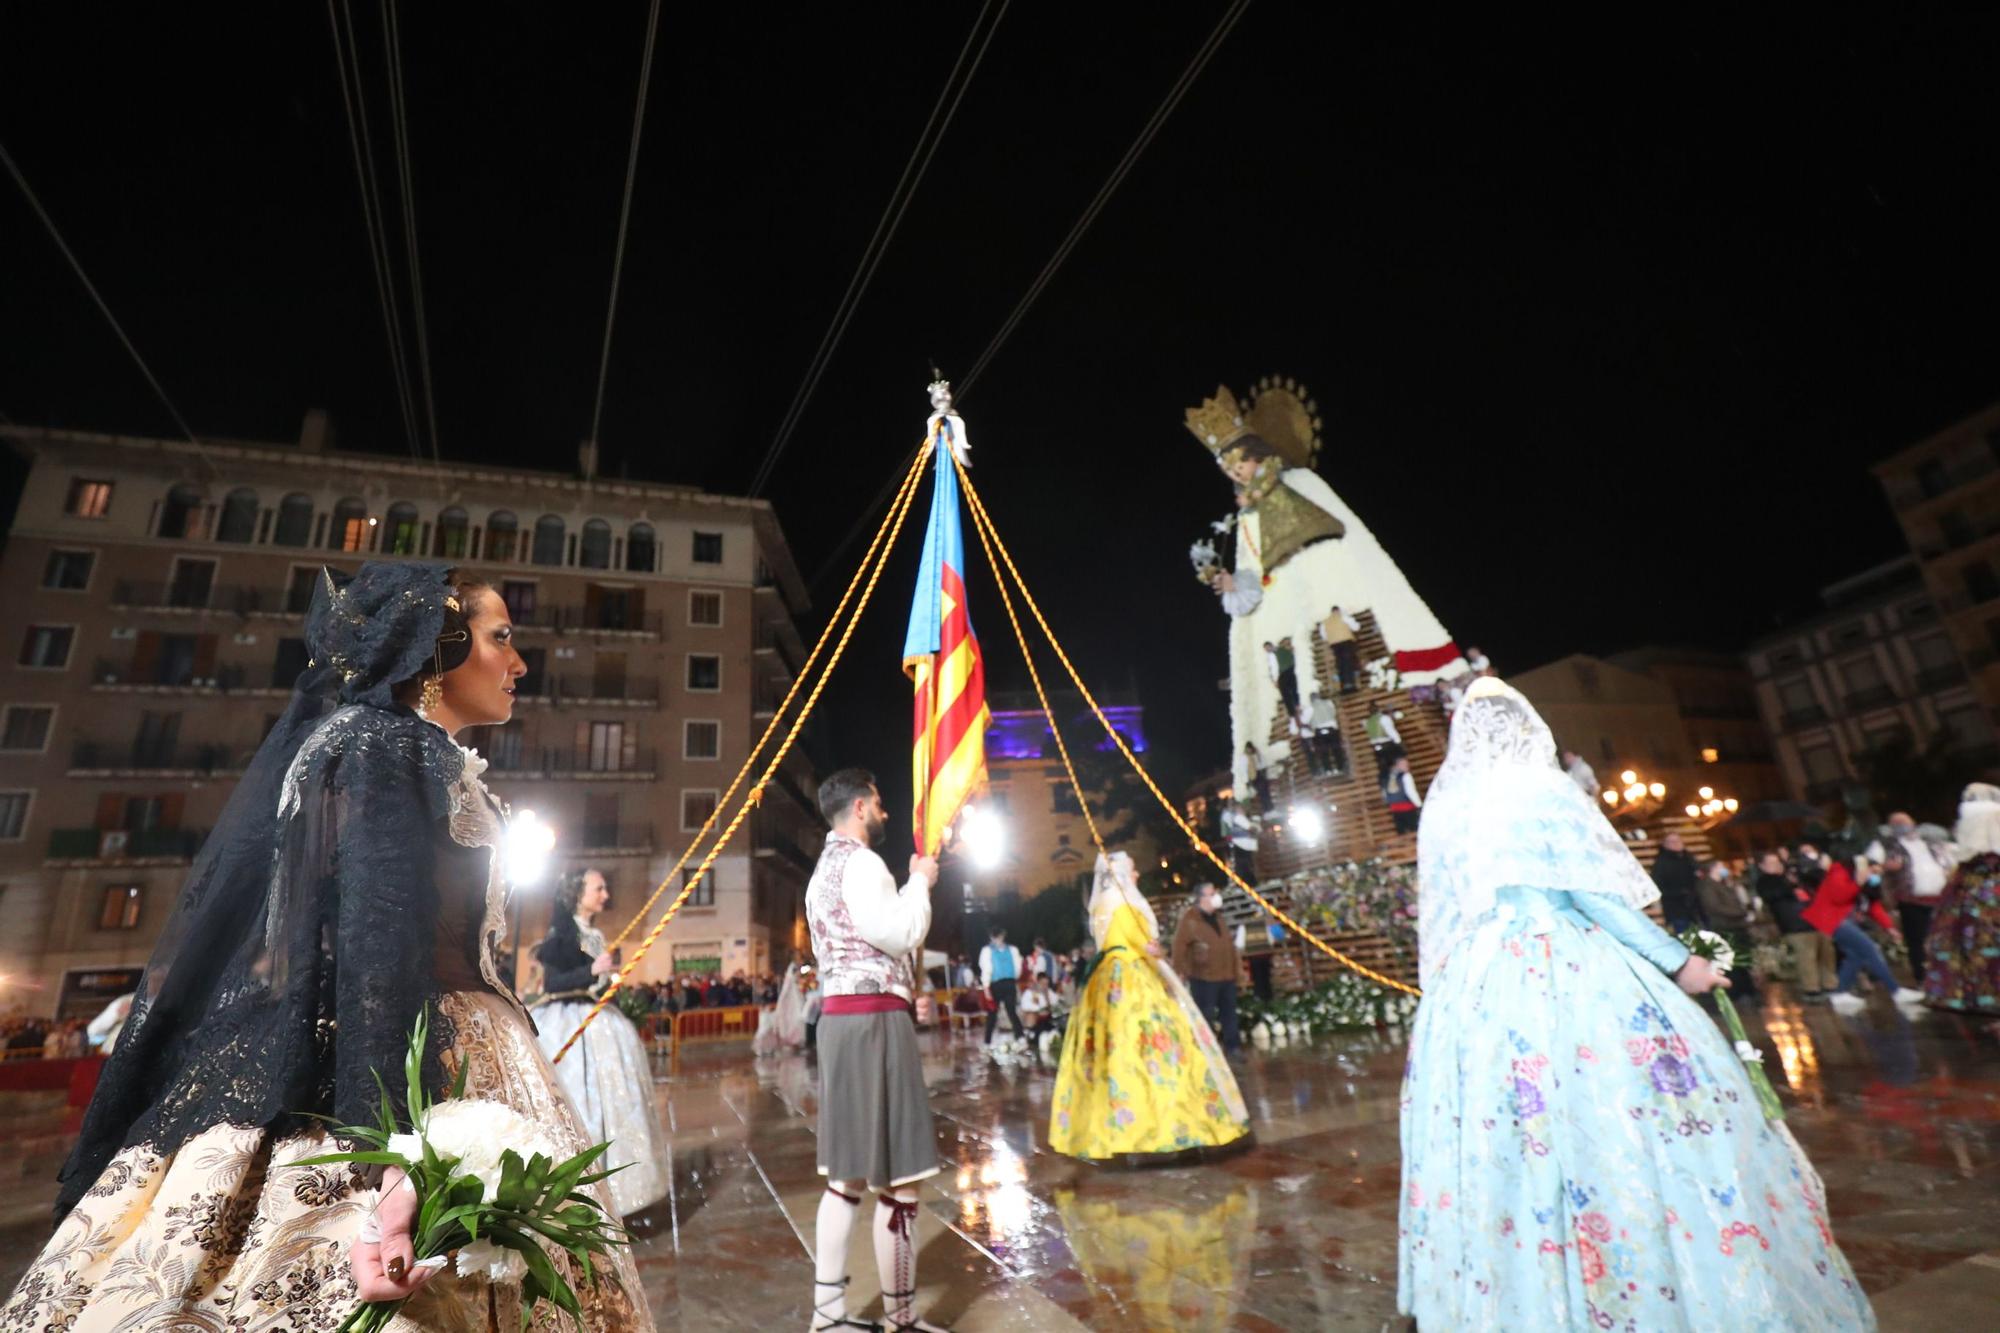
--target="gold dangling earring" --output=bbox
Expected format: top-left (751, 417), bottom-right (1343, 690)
top-left (420, 673), bottom-right (444, 719)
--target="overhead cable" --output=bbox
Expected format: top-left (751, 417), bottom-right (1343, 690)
top-left (745, 0), bottom-right (1011, 498)
top-left (586, 0), bottom-right (665, 458)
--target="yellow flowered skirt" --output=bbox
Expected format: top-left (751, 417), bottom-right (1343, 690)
top-left (0, 991), bottom-right (651, 1332)
top-left (1049, 944), bottom-right (1250, 1160)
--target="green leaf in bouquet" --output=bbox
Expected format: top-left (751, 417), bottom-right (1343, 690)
top-left (496, 1147), bottom-right (530, 1211)
top-left (489, 1222), bottom-right (580, 1317)
top-left (292, 1149), bottom-right (412, 1169)
top-left (544, 1141), bottom-right (611, 1200)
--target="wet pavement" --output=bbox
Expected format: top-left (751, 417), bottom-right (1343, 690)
top-left (3, 989), bottom-right (1999, 1329)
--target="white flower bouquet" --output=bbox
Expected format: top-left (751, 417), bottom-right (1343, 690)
top-left (298, 1008), bottom-right (629, 1331)
top-left (1677, 929), bottom-right (1785, 1122)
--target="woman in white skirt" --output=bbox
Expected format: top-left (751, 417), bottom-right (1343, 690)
top-left (532, 868), bottom-right (670, 1229)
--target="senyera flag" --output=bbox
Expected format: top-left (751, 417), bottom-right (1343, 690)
top-left (902, 420), bottom-right (990, 857)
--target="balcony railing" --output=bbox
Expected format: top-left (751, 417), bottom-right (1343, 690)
top-left (71, 741), bottom-right (241, 773)
top-left (482, 746), bottom-right (657, 778)
top-left (509, 605), bottom-right (663, 636)
top-left (574, 824), bottom-right (655, 856)
top-left (1842, 684), bottom-right (1898, 712)
top-left (755, 626), bottom-right (803, 676)
top-left (111, 581), bottom-right (300, 615)
top-left (752, 814), bottom-right (818, 874)
top-left (92, 659), bottom-right (270, 692)
top-left (47, 827), bottom-right (210, 860)
top-left (1892, 456), bottom-right (2000, 510)
top-left (515, 675), bottom-right (661, 705)
top-left (1779, 705), bottom-right (1829, 730)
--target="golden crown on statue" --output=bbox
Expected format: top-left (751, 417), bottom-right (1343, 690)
top-left (1184, 386), bottom-right (1253, 453)
top-left (1185, 375), bottom-right (1324, 468)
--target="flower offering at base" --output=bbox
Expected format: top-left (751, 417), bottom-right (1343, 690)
top-left (296, 1008), bottom-right (631, 1331)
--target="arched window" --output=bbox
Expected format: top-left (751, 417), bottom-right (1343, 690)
top-left (274, 493), bottom-right (314, 547)
top-left (216, 487), bottom-right (259, 543)
top-left (580, 518), bottom-right (613, 570)
top-left (532, 514), bottom-right (566, 567)
top-left (627, 522), bottom-right (657, 573)
top-left (484, 510), bottom-right (519, 562)
top-left (160, 484), bottom-right (203, 539)
top-left (434, 506), bottom-right (470, 559)
top-left (330, 498), bottom-right (369, 552)
top-left (385, 502), bottom-right (420, 556)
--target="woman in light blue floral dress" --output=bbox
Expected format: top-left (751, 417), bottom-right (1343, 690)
top-left (1399, 680), bottom-right (1874, 1331)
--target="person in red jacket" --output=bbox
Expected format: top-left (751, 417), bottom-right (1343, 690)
top-left (1794, 842), bottom-right (1925, 1014)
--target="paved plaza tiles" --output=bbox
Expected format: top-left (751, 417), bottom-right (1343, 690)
top-left (2, 990), bottom-right (1998, 1328)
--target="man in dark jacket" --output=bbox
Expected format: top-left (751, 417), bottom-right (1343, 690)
top-left (1171, 883), bottom-right (1242, 1055)
top-left (1755, 849), bottom-right (1827, 999)
top-left (1650, 832), bottom-right (1704, 932)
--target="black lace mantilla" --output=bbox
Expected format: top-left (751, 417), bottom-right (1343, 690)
top-left (56, 563), bottom-right (472, 1220)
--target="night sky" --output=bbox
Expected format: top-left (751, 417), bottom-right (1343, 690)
top-left (5, 6), bottom-right (1998, 844)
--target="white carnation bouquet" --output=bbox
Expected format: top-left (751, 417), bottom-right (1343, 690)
top-left (299, 1008), bottom-right (629, 1330)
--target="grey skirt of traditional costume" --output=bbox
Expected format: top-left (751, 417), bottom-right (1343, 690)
top-left (533, 998), bottom-right (670, 1216)
top-left (817, 1009), bottom-right (940, 1188)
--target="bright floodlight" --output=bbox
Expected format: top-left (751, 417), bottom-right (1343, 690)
top-left (505, 808), bottom-right (558, 887)
top-left (1290, 803), bottom-right (1325, 844)
top-left (960, 803), bottom-right (1006, 871)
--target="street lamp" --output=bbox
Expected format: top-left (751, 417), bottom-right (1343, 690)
top-left (1289, 803), bottom-right (1325, 844)
top-left (959, 803), bottom-right (1007, 872)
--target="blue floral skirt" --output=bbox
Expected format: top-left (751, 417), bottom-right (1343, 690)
top-left (1399, 898), bottom-right (1875, 1331)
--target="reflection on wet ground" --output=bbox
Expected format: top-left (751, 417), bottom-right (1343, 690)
top-left (2, 989), bottom-right (1998, 1329)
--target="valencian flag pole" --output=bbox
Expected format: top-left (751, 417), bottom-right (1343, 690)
top-left (902, 381), bottom-right (991, 856)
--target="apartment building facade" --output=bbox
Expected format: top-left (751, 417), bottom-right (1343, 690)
top-left (1744, 557), bottom-right (1993, 804)
top-left (0, 412), bottom-right (820, 1017)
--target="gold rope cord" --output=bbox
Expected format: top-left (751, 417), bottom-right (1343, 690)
top-left (953, 454), bottom-right (1422, 999)
top-left (550, 438), bottom-right (935, 1063)
top-left (960, 473), bottom-right (1103, 854)
top-left (596, 443), bottom-right (932, 952)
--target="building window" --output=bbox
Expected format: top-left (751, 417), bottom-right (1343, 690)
top-left (500, 579), bottom-right (538, 624)
top-left (484, 510), bottom-right (520, 562)
top-left (517, 646), bottom-right (546, 696)
top-left (0, 791), bottom-right (29, 840)
top-left (42, 549), bottom-right (95, 590)
top-left (1944, 705), bottom-right (1994, 751)
top-left (627, 523), bottom-right (656, 573)
top-left (1777, 677), bottom-right (1816, 713)
top-left (1700, 746), bottom-right (1719, 764)
top-left (692, 530), bottom-right (723, 564)
top-left (1, 705), bottom-right (56, 752)
top-left (1801, 745), bottom-right (1844, 784)
top-left (487, 722), bottom-right (524, 770)
top-left (272, 637), bottom-right (310, 690)
top-left (689, 590), bottom-right (723, 627)
top-left (681, 790), bottom-right (720, 833)
top-left (385, 502), bottom-right (420, 556)
top-left (284, 566), bottom-right (323, 614)
top-left (681, 866), bottom-right (716, 907)
top-left (587, 721), bottom-right (628, 773)
top-left (1966, 561), bottom-right (2000, 607)
top-left (1051, 781), bottom-right (1081, 815)
top-left (216, 488), bottom-right (259, 543)
top-left (684, 720), bottom-right (720, 760)
top-left (20, 625), bottom-right (75, 669)
top-left (97, 885), bottom-right (143, 931)
top-left (584, 793), bottom-right (620, 848)
top-left (159, 484), bottom-right (205, 539)
top-left (532, 515), bottom-right (566, 567)
top-left (686, 654), bottom-right (721, 692)
top-left (274, 493), bottom-right (315, 547)
top-left (1829, 621), bottom-right (1866, 648)
top-left (66, 478), bottom-right (114, 518)
top-left (580, 519), bottom-right (613, 570)
top-left (168, 558), bottom-right (217, 609)
top-left (331, 498), bottom-right (369, 552)
top-left (434, 506), bottom-right (470, 558)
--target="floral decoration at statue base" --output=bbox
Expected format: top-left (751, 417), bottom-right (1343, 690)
top-left (297, 1008), bottom-right (630, 1331)
top-left (1240, 971), bottom-right (1418, 1045)
top-left (1677, 930), bottom-right (1785, 1122)
top-left (1280, 859), bottom-right (1419, 956)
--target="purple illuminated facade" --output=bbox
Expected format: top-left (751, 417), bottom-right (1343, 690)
top-left (986, 703), bottom-right (1147, 760)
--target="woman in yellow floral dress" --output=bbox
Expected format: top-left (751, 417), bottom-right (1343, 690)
top-left (1050, 852), bottom-right (1250, 1161)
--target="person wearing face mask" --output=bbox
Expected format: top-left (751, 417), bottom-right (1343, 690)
top-left (1795, 842), bottom-right (1924, 1015)
top-left (1171, 882), bottom-right (1244, 1055)
top-left (802, 769), bottom-right (945, 1333)
top-left (532, 868), bottom-right (669, 1233)
top-left (1865, 811), bottom-right (1951, 983)
top-left (7, 564), bottom-right (651, 1329)
top-left (1756, 849), bottom-right (1829, 1000)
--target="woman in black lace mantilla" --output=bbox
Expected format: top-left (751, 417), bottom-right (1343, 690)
top-left (3, 562), bottom-right (651, 1331)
